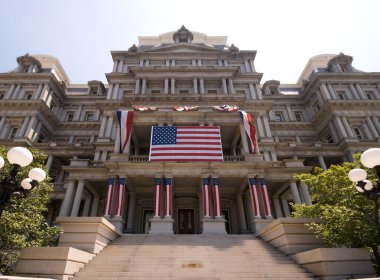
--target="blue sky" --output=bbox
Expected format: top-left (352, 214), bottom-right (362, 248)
top-left (0, 0), bottom-right (379, 84)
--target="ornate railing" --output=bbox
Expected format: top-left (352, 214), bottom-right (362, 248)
top-left (52, 183), bottom-right (65, 191)
top-left (223, 155), bottom-right (245, 162)
top-left (89, 160), bottom-right (104, 167)
top-left (270, 161), bottom-right (286, 167)
top-left (128, 155), bottom-right (149, 162)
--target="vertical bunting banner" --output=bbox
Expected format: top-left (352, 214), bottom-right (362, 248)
top-left (115, 178), bottom-right (126, 217)
top-left (165, 178), bottom-right (172, 217)
top-left (248, 178), bottom-right (261, 218)
top-left (153, 178), bottom-right (162, 217)
top-left (239, 111), bottom-right (257, 153)
top-left (259, 178), bottom-right (272, 218)
top-left (213, 177), bottom-right (221, 217)
top-left (202, 177), bottom-right (210, 217)
top-left (117, 110), bottom-right (134, 153)
top-left (104, 177), bottom-right (115, 216)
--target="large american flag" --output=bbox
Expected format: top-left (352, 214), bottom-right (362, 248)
top-left (149, 126), bottom-right (223, 162)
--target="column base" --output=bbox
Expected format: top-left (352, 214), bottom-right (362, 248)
top-left (149, 217), bottom-right (174, 235)
top-left (253, 219), bottom-right (273, 235)
top-left (110, 216), bottom-right (125, 232)
top-left (202, 217), bottom-right (227, 235)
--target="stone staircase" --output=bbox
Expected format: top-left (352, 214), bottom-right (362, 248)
top-left (71, 234), bottom-right (315, 280)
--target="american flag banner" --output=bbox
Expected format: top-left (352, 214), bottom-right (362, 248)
top-left (149, 126), bottom-right (223, 162)
top-left (117, 110), bottom-right (134, 153)
top-left (239, 110), bottom-right (258, 153)
top-left (259, 178), bottom-right (272, 218)
top-left (134, 106), bottom-right (158, 111)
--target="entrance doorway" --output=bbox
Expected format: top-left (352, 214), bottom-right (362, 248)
top-left (143, 209), bottom-right (153, 234)
top-left (178, 209), bottom-right (195, 234)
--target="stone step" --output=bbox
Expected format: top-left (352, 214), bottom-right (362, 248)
top-left (74, 278), bottom-right (315, 280)
top-left (74, 271), bottom-right (313, 278)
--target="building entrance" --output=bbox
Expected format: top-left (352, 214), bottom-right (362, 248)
top-left (177, 209), bottom-right (195, 234)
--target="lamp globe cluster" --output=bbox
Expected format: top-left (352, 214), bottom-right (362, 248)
top-left (348, 148), bottom-right (380, 196)
top-left (0, 147), bottom-right (46, 217)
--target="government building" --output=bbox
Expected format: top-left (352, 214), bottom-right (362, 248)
top-left (1, 26), bottom-right (380, 235)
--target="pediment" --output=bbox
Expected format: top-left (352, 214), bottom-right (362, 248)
top-left (142, 43), bottom-right (222, 54)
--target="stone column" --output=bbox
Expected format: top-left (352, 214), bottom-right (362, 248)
top-left (355, 84), bottom-right (367, 99)
top-left (153, 178), bottom-right (162, 217)
top-left (83, 197), bottom-right (91, 217)
top-left (39, 84), bottom-right (50, 101)
top-left (333, 116), bottom-right (348, 138)
top-left (105, 117), bottom-right (113, 138)
top-left (71, 180), bottom-right (85, 217)
top-left (126, 192), bottom-right (136, 233)
top-left (273, 197), bottom-right (283, 218)
top-left (256, 116), bottom-right (265, 138)
top-left (289, 180), bottom-right (301, 204)
top-left (104, 178), bottom-right (115, 217)
top-left (59, 180), bottom-right (76, 217)
top-left (193, 78), bottom-right (198, 94)
top-left (4, 84), bottom-right (15, 99)
top-left (327, 84), bottom-right (338, 99)
top-left (200, 78), bottom-right (205, 94)
top-left (11, 84), bottom-right (22, 100)
top-left (134, 79), bottom-right (140, 94)
top-left (112, 83), bottom-right (120, 99)
top-left (236, 193), bottom-right (248, 232)
top-left (349, 84), bottom-right (360, 99)
top-left (318, 155), bottom-right (327, 171)
top-left (281, 198), bottom-right (291, 217)
top-left (371, 116), bottom-right (380, 135)
top-left (202, 177), bottom-right (211, 218)
top-left (170, 78), bottom-right (175, 94)
top-left (239, 124), bottom-right (250, 154)
top-left (46, 155), bottom-right (54, 172)
top-left (98, 117), bottom-right (107, 138)
top-left (164, 177), bottom-right (173, 218)
top-left (32, 84), bottom-right (42, 99)
top-left (117, 60), bottom-right (123, 72)
top-left (366, 117), bottom-right (379, 138)
top-left (17, 116), bottom-right (30, 137)
top-left (114, 178), bottom-right (126, 217)
top-left (0, 117), bottom-right (6, 133)
top-left (222, 78), bottom-right (228, 94)
top-left (212, 177), bottom-right (222, 218)
top-left (341, 117), bottom-right (355, 138)
top-left (164, 78), bottom-right (169, 94)
top-left (228, 78), bottom-right (234, 94)
top-left (90, 195), bottom-right (100, 216)
top-left (320, 83), bottom-right (331, 100)
top-left (249, 83), bottom-right (257, 99)
top-left (141, 79), bottom-right (146, 94)
top-left (24, 116), bottom-right (37, 139)
top-left (299, 183), bottom-right (312, 206)
top-left (262, 116), bottom-right (272, 138)
top-left (286, 105), bottom-right (295, 121)
top-left (255, 84), bottom-right (263, 99)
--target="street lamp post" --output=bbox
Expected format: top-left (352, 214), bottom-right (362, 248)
top-left (348, 148), bottom-right (380, 270)
top-left (0, 147), bottom-right (46, 218)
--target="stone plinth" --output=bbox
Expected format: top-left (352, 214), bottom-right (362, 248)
top-left (110, 216), bottom-right (125, 232)
top-left (294, 248), bottom-right (375, 280)
top-left (56, 217), bottom-right (122, 254)
top-left (244, 153), bottom-right (264, 162)
top-left (256, 217), bottom-right (324, 255)
top-left (202, 218), bottom-right (227, 235)
top-left (253, 219), bottom-right (273, 234)
top-left (149, 217), bottom-right (174, 234)
top-left (15, 247), bottom-right (94, 280)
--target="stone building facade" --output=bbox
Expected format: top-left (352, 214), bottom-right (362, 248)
top-left (1, 26), bottom-right (380, 234)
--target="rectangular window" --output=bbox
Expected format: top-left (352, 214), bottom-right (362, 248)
top-left (207, 89), bottom-right (217, 94)
top-left (236, 90), bottom-right (245, 94)
top-left (274, 111), bottom-right (284, 122)
top-left (365, 90), bottom-right (374, 100)
top-left (151, 90), bottom-right (161, 94)
top-left (353, 128), bottom-right (363, 139)
top-left (66, 111), bottom-right (75, 122)
top-left (294, 111), bottom-right (303, 122)
top-left (269, 87), bottom-right (277, 95)
top-left (25, 91), bottom-right (33, 100)
top-left (179, 90), bottom-right (189, 94)
top-left (0, 93), bottom-right (5, 100)
top-left (9, 127), bottom-right (19, 139)
top-left (336, 90), bottom-right (346, 100)
top-left (85, 112), bottom-right (94, 122)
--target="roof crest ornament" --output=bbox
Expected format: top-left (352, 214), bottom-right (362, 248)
top-left (173, 25), bottom-right (193, 43)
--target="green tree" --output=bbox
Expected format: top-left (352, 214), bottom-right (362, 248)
top-left (0, 146), bottom-right (61, 275)
top-left (292, 155), bottom-right (380, 274)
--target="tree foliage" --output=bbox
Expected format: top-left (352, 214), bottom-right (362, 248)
top-left (292, 155), bottom-right (380, 274)
top-left (0, 146), bottom-right (61, 274)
